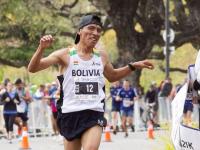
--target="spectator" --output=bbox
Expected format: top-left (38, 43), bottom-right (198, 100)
top-left (159, 78), bottom-right (173, 122)
top-left (1, 82), bottom-right (20, 143)
top-left (15, 78), bottom-right (31, 136)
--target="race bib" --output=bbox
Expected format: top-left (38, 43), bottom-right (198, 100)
top-left (75, 82), bottom-right (99, 95)
top-left (123, 99), bottom-right (131, 107)
top-left (186, 92), bottom-right (192, 100)
top-left (73, 77), bottom-right (99, 101)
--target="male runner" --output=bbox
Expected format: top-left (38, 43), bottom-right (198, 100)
top-left (28, 14), bottom-right (154, 150)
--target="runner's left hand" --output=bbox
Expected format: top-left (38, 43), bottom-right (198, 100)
top-left (132, 60), bottom-right (154, 70)
top-left (14, 99), bottom-right (19, 104)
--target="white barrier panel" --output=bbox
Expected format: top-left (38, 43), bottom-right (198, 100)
top-left (192, 104), bottom-right (199, 123)
top-left (28, 100), bottom-right (53, 137)
top-left (134, 100), bottom-right (140, 131)
top-left (179, 124), bottom-right (200, 150)
top-left (0, 106), bottom-right (5, 135)
top-left (134, 99), bottom-right (144, 131)
top-left (0, 106), bottom-right (3, 129)
top-left (158, 96), bottom-right (168, 123)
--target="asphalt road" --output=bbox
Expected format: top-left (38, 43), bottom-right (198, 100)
top-left (0, 130), bottom-right (171, 150)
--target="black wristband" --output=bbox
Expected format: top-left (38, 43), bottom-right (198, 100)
top-left (128, 63), bottom-right (136, 71)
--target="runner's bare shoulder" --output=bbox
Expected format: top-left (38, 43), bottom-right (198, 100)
top-left (57, 46), bottom-right (74, 72)
top-left (52, 47), bottom-right (72, 65)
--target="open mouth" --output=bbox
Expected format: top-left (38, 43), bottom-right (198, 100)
top-left (91, 38), bottom-right (97, 41)
top-left (89, 36), bottom-right (98, 42)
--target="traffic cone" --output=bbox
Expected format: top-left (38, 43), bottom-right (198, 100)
top-left (147, 121), bottom-right (154, 139)
top-left (104, 125), bottom-right (111, 142)
top-left (20, 127), bottom-right (31, 149)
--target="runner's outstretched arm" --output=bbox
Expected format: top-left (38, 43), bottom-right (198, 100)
top-left (102, 50), bottom-right (154, 82)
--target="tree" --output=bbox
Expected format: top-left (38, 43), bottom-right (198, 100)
top-left (90, 0), bottom-right (200, 85)
top-left (1, 0), bottom-right (200, 85)
top-left (0, 0), bottom-right (79, 67)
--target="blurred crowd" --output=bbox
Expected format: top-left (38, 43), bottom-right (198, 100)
top-left (0, 78), bottom-right (60, 143)
top-left (106, 77), bottom-right (199, 137)
top-left (0, 77), bottom-right (199, 142)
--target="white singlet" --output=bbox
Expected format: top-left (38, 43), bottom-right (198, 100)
top-left (61, 47), bottom-right (105, 113)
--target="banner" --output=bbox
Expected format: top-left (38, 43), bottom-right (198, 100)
top-left (171, 50), bottom-right (200, 150)
top-left (179, 124), bottom-right (200, 150)
top-left (171, 83), bottom-right (188, 150)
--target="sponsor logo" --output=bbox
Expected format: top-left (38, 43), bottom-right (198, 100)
top-left (97, 119), bottom-right (104, 127)
top-left (92, 61), bottom-right (101, 66)
top-left (72, 69), bottom-right (100, 76)
top-left (180, 140), bottom-right (194, 150)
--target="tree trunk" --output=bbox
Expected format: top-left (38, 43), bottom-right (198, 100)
top-left (107, 0), bottom-right (153, 85)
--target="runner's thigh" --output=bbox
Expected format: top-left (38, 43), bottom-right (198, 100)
top-left (63, 138), bottom-right (81, 150)
top-left (81, 125), bottom-right (102, 150)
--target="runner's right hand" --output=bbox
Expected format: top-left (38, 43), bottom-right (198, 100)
top-left (116, 96), bottom-right (121, 101)
top-left (0, 89), bottom-right (6, 95)
top-left (5, 97), bottom-right (10, 102)
top-left (39, 35), bottom-right (54, 49)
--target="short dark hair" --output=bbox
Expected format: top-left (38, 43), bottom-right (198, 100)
top-left (3, 78), bottom-right (10, 86)
top-left (15, 78), bottom-right (23, 85)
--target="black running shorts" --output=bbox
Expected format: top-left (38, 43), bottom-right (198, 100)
top-left (17, 112), bottom-right (28, 122)
top-left (58, 109), bottom-right (107, 141)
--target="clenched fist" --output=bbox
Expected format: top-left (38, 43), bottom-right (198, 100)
top-left (14, 99), bottom-right (19, 104)
top-left (39, 35), bottom-right (54, 49)
top-left (5, 97), bottom-right (10, 102)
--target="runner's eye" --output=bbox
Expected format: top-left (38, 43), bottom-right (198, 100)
top-left (88, 26), bottom-right (95, 31)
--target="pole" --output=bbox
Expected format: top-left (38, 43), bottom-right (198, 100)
top-left (165, 0), bottom-right (170, 78)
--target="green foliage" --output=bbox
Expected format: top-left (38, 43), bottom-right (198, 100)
top-left (141, 43), bottom-right (197, 91)
top-left (0, 43), bottom-right (197, 92)
top-left (0, 67), bottom-right (4, 82)
top-left (28, 69), bottom-right (58, 85)
top-left (0, 0), bottom-right (76, 64)
top-left (0, 0), bottom-right (199, 89)
top-left (101, 29), bottom-right (119, 62)
top-left (1, 66), bottom-right (57, 85)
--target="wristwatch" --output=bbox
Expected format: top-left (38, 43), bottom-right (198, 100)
top-left (128, 63), bottom-right (136, 71)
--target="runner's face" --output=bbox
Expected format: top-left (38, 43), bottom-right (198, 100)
top-left (16, 83), bottom-right (23, 90)
top-left (79, 24), bottom-right (102, 47)
top-left (123, 81), bottom-right (130, 90)
top-left (113, 81), bottom-right (120, 87)
top-left (7, 82), bottom-right (13, 91)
